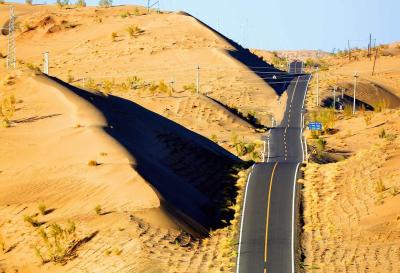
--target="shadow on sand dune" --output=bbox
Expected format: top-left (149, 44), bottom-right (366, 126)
top-left (50, 76), bottom-right (243, 237)
top-left (185, 13), bottom-right (297, 96)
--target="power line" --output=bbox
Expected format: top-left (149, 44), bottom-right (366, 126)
top-left (7, 6), bottom-right (16, 69)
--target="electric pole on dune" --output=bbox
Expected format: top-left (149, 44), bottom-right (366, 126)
top-left (6, 6), bottom-right (16, 69)
top-left (196, 65), bottom-right (200, 96)
top-left (43, 51), bottom-right (49, 74)
top-left (147, 0), bottom-right (160, 13)
top-left (348, 40), bottom-right (351, 61)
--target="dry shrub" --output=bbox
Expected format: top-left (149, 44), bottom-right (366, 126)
top-left (127, 25), bottom-right (144, 38)
top-left (34, 221), bottom-right (78, 264)
top-left (111, 32), bottom-right (117, 41)
top-left (311, 108), bottom-right (335, 134)
top-left (23, 215), bottom-right (41, 227)
top-left (183, 83), bottom-right (196, 94)
top-left (47, 24), bottom-right (62, 33)
top-left (102, 79), bottom-right (114, 94)
top-left (363, 112), bottom-right (372, 126)
top-left (0, 95), bottom-right (16, 128)
top-left (88, 160), bottom-right (99, 166)
top-left (158, 80), bottom-right (169, 95)
top-left (374, 179), bottom-right (386, 193)
top-left (38, 16), bottom-right (55, 27)
top-left (38, 203), bottom-right (47, 215)
top-left (94, 205), bottom-right (102, 215)
top-left (76, 0), bottom-right (86, 7)
top-left (373, 99), bottom-right (388, 112)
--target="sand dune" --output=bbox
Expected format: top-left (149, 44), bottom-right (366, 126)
top-left (0, 3), bottom-right (289, 272)
top-left (0, 3), bottom-right (287, 125)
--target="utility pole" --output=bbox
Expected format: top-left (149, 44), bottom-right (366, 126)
top-left (147, 0), bottom-right (160, 13)
top-left (333, 86), bottom-right (336, 110)
top-left (43, 51), bottom-right (49, 74)
top-left (316, 67), bottom-right (319, 106)
top-left (368, 34), bottom-right (372, 60)
top-left (6, 6), bottom-right (16, 69)
top-left (372, 46), bottom-right (379, 76)
top-left (196, 65), bottom-right (200, 96)
top-left (348, 40), bottom-right (351, 61)
top-left (169, 79), bottom-right (174, 95)
top-left (353, 72), bottom-right (359, 115)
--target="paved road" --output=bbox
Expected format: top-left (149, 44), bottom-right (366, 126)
top-left (236, 64), bottom-right (311, 273)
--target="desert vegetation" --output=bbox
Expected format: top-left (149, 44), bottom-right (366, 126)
top-left (0, 94), bottom-right (16, 128)
top-left (99, 0), bottom-right (112, 8)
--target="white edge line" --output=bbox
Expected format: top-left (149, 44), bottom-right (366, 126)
top-left (291, 163), bottom-right (301, 273)
top-left (300, 75), bottom-right (312, 162)
top-left (236, 164), bottom-right (255, 273)
top-left (267, 135), bottom-right (270, 163)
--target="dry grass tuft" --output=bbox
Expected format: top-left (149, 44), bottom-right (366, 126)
top-left (87, 160), bottom-right (99, 166)
top-left (94, 205), bottom-right (102, 215)
top-left (34, 220), bottom-right (86, 264)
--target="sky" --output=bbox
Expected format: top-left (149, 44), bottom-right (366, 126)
top-left (12, 0), bottom-right (400, 52)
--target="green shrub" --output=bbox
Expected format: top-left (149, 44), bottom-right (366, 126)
top-left (25, 0), bottom-right (33, 5)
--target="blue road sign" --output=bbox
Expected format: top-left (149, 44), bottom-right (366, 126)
top-left (308, 122), bottom-right (322, 131)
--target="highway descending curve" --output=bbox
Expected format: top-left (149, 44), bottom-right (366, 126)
top-left (236, 62), bottom-right (311, 273)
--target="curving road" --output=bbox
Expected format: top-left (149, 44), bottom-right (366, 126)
top-left (236, 62), bottom-right (311, 273)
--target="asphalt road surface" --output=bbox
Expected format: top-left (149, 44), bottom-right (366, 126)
top-left (236, 65), bottom-right (311, 273)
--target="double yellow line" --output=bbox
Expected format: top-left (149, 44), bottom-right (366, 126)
top-left (264, 161), bottom-right (279, 273)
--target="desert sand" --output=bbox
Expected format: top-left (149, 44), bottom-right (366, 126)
top-left (0, 2), bottom-right (288, 272)
top-left (301, 44), bottom-right (400, 272)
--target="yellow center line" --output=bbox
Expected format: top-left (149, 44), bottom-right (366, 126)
top-left (264, 161), bottom-right (279, 273)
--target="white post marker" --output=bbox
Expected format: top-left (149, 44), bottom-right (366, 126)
top-left (353, 72), bottom-right (358, 114)
top-left (333, 86), bottom-right (336, 110)
top-left (43, 51), bottom-right (49, 75)
top-left (196, 65), bottom-right (200, 96)
top-left (316, 67), bottom-right (319, 106)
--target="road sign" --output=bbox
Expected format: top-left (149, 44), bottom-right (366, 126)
top-left (308, 122), bottom-right (322, 131)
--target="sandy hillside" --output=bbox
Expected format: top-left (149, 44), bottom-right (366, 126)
top-left (0, 67), bottom-right (246, 272)
top-left (0, 2), bottom-right (287, 126)
top-left (304, 42), bottom-right (400, 111)
top-left (301, 44), bottom-right (400, 272)
top-left (0, 2), bottom-right (289, 273)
